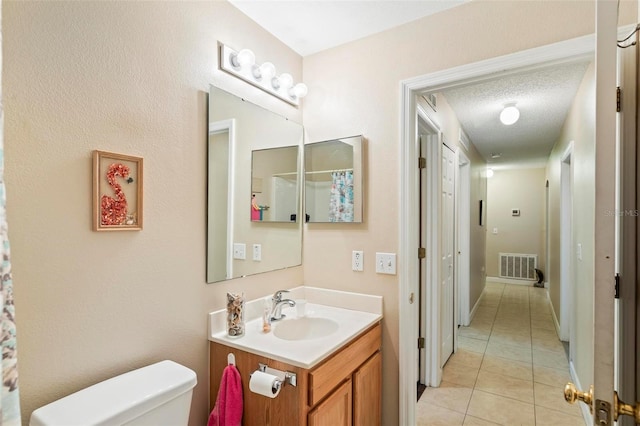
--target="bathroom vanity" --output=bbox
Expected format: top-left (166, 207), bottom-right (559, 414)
top-left (208, 288), bottom-right (383, 426)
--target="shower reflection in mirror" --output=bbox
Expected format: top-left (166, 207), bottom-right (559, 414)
top-left (305, 136), bottom-right (363, 223)
top-left (250, 146), bottom-right (300, 222)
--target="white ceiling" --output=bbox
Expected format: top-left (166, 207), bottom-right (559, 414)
top-left (227, 1), bottom-right (591, 169)
top-left (227, 0), bottom-right (466, 56)
top-left (438, 61), bottom-right (590, 169)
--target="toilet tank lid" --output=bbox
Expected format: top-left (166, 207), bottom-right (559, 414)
top-left (30, 360), bottom-right (197, 426)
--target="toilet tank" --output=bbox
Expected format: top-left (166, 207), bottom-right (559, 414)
top-left (30, 360), bottom-right (197, 426)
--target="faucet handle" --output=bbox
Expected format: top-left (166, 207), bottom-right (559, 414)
top-left (273, 289), bottom-right (290, 302)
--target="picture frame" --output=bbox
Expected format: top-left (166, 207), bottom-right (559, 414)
top-left (93, 150), bottom-right (143, 231)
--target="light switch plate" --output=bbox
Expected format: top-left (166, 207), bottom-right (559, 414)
top-left (233, 243), bottom-right (246, 260)
top-left (375, 252), bottom-right (397, 275)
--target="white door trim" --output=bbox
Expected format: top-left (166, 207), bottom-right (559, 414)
top-left (559, 142), bottom-right (574, 343)
top-left (417, 105), bottom-right (443, 387)
top-left (208, 119), bottom-right (236, 281)
top-left (398, 33), bottom-right (599, 426)
top-left (414, 105), bottom-right (442, 386)
top-left (456, 149), bottom-right (471, 326)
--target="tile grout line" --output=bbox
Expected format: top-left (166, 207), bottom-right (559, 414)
top-left (529, 285), bottom-right (538, 425)
top-left (462, 281), bottom-right (504, 421)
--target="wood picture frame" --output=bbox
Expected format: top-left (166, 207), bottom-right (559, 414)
top-left (93, 150), bottom-right (143, 231)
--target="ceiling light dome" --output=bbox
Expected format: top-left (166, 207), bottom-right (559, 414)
top-left (500, 104), bottom-right (520, 125)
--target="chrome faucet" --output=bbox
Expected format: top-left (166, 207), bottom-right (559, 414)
top-left (271, 290), bottom-right (296, 321)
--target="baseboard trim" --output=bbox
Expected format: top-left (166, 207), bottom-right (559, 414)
top-left (547, 290), bottom-right (562, 338)
top-left (569, 360), bottom-right (593, 425)
top-left (486, 276), bottom-right (537, 286)
top-left (468, 291), bottom-right (484, 325)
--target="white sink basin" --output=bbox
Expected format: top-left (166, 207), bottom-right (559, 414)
top-left (273, 317), bottom-right (339, 341)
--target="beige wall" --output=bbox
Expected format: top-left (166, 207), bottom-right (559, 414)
top-left (486, 168), bottom-right (546, 277)
top-left (546, 60), bottom-right (596, 390)
top-left (4, 2), bottom-right (304, 424)
top-left (5, 1), bottom-right (636, 425)
top-left (301, 2), bottom-right (609, 423)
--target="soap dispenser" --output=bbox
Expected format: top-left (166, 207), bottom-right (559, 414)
top-left (262, 297), bottom-right (272, 333)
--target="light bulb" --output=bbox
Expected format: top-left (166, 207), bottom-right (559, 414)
top-left (278, 73), bottom-right (293, 89)
top-left (255, 62), bottom-right (276, 80)
top-left (486, 169), bottom-right (494, 178)
top-left (271, 76), bottom-right (281, 90)
top-left (500, 105), bottom-right (520, 125)
top-left (289, 83), bottom-right (308, 99)
top-left (230, 48), bottom-right (255, 69)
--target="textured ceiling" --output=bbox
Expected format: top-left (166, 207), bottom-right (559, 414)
top-left (438, 61), bottom-right (590, 169)
top-left (228, 0), bottom-right (466, 56)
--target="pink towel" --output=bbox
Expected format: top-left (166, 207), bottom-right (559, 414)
top-left (208, 365), bottom-right (243, 426)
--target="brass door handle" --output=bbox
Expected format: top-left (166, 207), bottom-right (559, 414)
top-left (564, 382), bottom-right (594, 413)
top-left (565, 383), bottom-right (640, 423)
top-left (614, 391), bottom-right (640, 423)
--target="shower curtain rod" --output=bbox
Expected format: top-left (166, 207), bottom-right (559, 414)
top-left (305, 168), bottom-right (353, 175)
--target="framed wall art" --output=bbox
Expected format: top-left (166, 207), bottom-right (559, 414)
top-left (93, 150), bottom-right (143, 231)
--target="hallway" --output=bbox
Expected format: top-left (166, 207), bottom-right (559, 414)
top-left (417, 281), bottom-right (584, 425)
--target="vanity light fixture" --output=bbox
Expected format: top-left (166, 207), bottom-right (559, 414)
top-left (219, 43), bottom-right (308, 107)
top-left (500, 103), bottom-right (520, 125)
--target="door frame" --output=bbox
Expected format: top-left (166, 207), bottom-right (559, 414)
top-left (440, 141), bottom-right (457, 367)
top-left (559, 142), bottom-right (574, 344)
top-left (417, 106), bottom-right (443, 387)
top-left (399, 33), bottom-right (600, 425)
top-left (456, 149), bottom-right (471, 327)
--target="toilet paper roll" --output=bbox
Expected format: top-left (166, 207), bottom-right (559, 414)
top-left (249, 371), bottom-right (282, 398)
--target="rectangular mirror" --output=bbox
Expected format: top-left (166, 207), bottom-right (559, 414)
top-left (208, 86), bottom-right (303, 283)
top-left (251, 146), bottom-right (299, 222)
top-left (305, 135), bottom-right (364, 223)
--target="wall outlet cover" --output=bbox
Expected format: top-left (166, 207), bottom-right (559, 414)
top-left (253, 244), bottom-right (262, 261)
top-left (352, 250), bottom-right (364, 271)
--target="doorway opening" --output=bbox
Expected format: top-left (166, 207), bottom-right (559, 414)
top-left (398, 33), bottom-right (599, 425)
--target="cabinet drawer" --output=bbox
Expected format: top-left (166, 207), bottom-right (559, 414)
top-left (309, 322), bottom-right (381, 406)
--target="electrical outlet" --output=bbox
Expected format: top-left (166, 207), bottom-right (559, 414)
top-left (375, 252), bottom-right (397, 275)
top-left (253, 244), bottom-right (262, 261)
top-left (233, 243), bottom-right (246, 260)
top-left (352, 250), bottom-right (364, 271)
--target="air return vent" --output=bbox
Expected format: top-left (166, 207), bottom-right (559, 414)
top-left (499, 253), bottom-right (537, 280)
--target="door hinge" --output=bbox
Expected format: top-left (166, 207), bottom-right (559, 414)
top-left (418, 337), bottom-right (425, 349)
top-left (615, 273), bottom-right (620, 299)
top-left (617, 87), bottom-right (621, 112)
top-left (418, 247), bottom-right (426, 259)
top-left (418, 157), bottom-right (427, 169)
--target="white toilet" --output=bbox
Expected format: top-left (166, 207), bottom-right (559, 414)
top-left (30, 360), bottom-right (197, 426)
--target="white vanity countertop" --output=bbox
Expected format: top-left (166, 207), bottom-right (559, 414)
top-left (208, 287), bottom-right (383, 369)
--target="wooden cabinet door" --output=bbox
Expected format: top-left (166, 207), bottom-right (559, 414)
top-left (308, 379), bottom-right (352, 426)
top-left (353, 352), bottom-right (382, 426)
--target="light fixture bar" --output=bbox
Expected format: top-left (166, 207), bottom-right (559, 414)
top-left (219, 43), bottom-right (307, 107)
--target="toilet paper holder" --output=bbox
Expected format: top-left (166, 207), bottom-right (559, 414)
top-left (258, 363), bottom-right (297, 387)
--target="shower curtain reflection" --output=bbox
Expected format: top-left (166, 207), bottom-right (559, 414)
top-left (329, 170), bottom-right (354, 222)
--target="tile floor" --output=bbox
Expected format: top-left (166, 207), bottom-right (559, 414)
top-left (417, 281), bottom-right (585, 425)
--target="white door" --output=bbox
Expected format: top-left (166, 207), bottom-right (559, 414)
top-left (440, 143), bottom-right (455, 366)
top-left (564, 3), bottom-right (631, 424)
